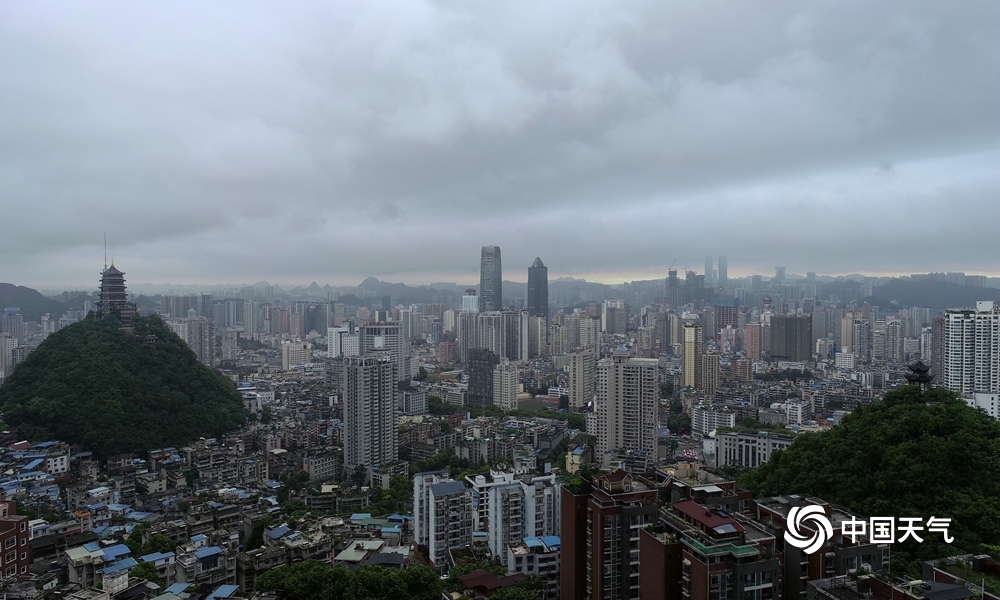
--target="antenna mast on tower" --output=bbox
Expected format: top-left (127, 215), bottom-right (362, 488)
top-left (104, 233), bottom-right (108, 272)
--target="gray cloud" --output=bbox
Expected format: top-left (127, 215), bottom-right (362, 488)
top-left (1, 0), bottom-right (997, 288)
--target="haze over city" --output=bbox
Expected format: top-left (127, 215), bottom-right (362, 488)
top-left (2, 1), bottom-right (998, 288)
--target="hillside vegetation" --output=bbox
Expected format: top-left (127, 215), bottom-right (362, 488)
top-left (0, 283), bottom-right (66, 322)
top-left (739, 386), bottom-right (1000, 573)
top-left (0, 314), bottom-right (245, 457)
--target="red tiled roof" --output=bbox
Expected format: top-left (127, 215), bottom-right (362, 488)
top-left (673, 500), bottom-right (745, 532)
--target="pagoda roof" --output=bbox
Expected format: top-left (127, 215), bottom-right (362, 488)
top-left (103, 264), bottom-right (124, 276)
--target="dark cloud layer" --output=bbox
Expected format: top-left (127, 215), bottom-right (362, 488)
top-left (1, 1), bottom-right (997, 288)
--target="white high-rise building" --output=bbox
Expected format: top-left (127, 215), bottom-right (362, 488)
top-left (413, 470), bottom-right (451, 547)
top-left (691, 404), bottom-right (736, 437)
top-left (568, 346), bottom-right (595, 411)
top-left (493, 358), bottom-right (519, 411)
top-left (595, 348), bottom-right (659, 467)
top-left (327, 326), bottom-right (349, 358)
top-left (944, 302), bottom-right (1000, 394)
top-left (342, 354), bottom-right (398, 477)
top-left (966, 393), bottom-right (999, 420)
top-left (281, 341), bottom-right (311, 371)
top-left (359, 323), bottom-right (409, 383)
top-left (486, 472), bottom-right (561, 568)
top-left (428, 480), bottom-right (473, 571)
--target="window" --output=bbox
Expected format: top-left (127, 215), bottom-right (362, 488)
top-left (4, 552), bottom-right (13, 564)
top-left (3, 538), bottom-right (13, 549)
top-left (19, 552), bottom-right (25, 560)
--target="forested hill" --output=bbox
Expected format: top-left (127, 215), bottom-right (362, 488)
top-left (0, 283), bottom-right (66, 322)
top-left (0, 314), bottom-right (246, 457)
top-left (738, 386), bottom-right (1000, 573)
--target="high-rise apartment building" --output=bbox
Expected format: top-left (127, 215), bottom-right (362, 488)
top-left (280, 341), bottom-right (310, 371)
top-left (568, 346), bottom-right (595, 411)
top-left (480, 246), bottom-right (503, 311)
top-left (943, 301), bottom-right (1000, 394)
top-left (342, 354), bottom-right (398, 478)
top-left (165, 317), bottom-right (215, 365)
top-left (467, 348), bottom-right (500, 407)
top-left (527, 257), bottom-right (548, 329)
top-left (492, 358), bottom-right (519, 411)
top-left (701, 350), bottom-right (720, 398)
top-left (413, 470), bottom-right (450, 549)
top-left (717, 255), bottom-right (728, 287)
top-left (746, 321), bottom-right (763, 360)
top-left (358, 323), bottom-right (408, 383)
top-left (561, 470), bottom-right (658, 600)
top-left (595, 348), bottom-right (659, 467)
top-left (681, 320), bottom-right (703, 389)
top-left (770, 315), bottom-right (812, 362)
top-left (704, 256), bottom-right (714, 286)
top-left (428, 480), bottom-right (473, 571)
top-left (220, 328), bottom-right (238, 362)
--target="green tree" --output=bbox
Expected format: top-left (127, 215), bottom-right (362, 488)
top-left (141, 534), bottom-right (176, 555)
top-left (402, 565), bottom-right (444, 600)
top-left (558, 395), bottom-right (569, 410)
top-left (130, 561), bottom-right (162, 587)
top-left (349, 565), bottom-right (408, 600)
top-left (261, 405), bottom-right (272, 424)
top-left (739, 385), bottom-right (1000, 575)
top-left (492, 586), bottom-right (542, 600)
top-left (246, 516), bottom-right (275, 550)
top-left (351, 464), bottom-right (368, 489)
top-left (415, 366), bottom-right (428, 381)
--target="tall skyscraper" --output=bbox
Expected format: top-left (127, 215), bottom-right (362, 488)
top-left (342, 354), bottom-right (398, 477)
top-left (704, 255), bottom-right (714, 286)
top-left (943, 301), bottom-right (1000, 394)
top-left (681, 320), bottom-right (703, 389)
top-left (595, 347), bottom-right (659, 467)
top-left (770, 315), bottom-right (813, 362)
top-left (745, 321), bottom-right (763, 360)
top-left (527, 257), bottom-right (548, 331)
top-left (467, 348), bottom-right (500, 407)
top-left (774, 266), bottom-right (786, 282)
top-left (568, 346), bottom-right (595, 411)
top-left (480, 245), bottom-right (503, 311)
top-left (358, 322), bottom-right (408, 383)
top-left (717, 255), bottom-right (728, 287)
top-left (492, 358), bottom-right (519, 411)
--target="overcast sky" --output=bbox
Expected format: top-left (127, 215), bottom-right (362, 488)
top-left (2, 1), bottom-right (998, 289)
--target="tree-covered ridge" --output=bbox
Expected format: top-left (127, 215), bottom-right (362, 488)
top-left (738, 386), bottom-right (1000, 573)
top-left (0, 314), bottom-right (246, 457)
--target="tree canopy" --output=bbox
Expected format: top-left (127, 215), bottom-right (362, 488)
top-left (255, 560), bottom-right (443, 600)
top-left (0, 314), bottom-right (246, 457)
top-left (739, 385), bottom-right (1000, 574)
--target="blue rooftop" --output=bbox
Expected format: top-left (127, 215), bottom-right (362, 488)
top-left (524, 536), bottom-right (542, 548)
top-left (165, 583), bottom-right (192, 595)
top-left (209, 584), bottom-right (240, 598)
top-left (35, 441), bottom-right (57, 448)
top-left (266, 526), bottom-right (291, 540)
top-left (102, 557), bottom-right (137, 574)
top-left (541, 535), bottom-right (561, 548)
top-left (102, 544), bottom-right (131, 561)
top-left (193, 546), bottom-right (223, 559)
top-left (140, 551), bottom-right (175, 562)
top-left (190, 534), bottom-right (207, 542)
top-left (83, 542), bottom-right (102, 552)
top-left (572, 448), bottom-right (585, 455)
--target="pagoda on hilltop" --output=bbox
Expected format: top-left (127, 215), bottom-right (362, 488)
top-left (905, 360), bottom-right (934, 393)
top-left (96, 262), bottom-right (137, 328)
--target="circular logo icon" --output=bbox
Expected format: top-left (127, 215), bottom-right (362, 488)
top-left (784, 505), bottom-right (833, 554)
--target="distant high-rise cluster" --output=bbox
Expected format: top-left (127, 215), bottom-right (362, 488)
top-left (479, 245), bottom-right (503, 311)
